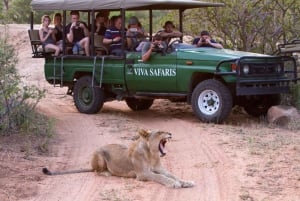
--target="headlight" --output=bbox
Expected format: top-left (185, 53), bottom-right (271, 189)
top-left (242, 64), bottom-right (250, 75)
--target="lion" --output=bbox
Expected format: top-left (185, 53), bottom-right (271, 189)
top-left (42, 129), bottom-right (195, 188)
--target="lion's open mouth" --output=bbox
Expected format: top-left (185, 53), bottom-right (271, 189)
top-left (159, 137), bottom-right (171, 157)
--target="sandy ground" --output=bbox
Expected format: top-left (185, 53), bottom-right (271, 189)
top-left (0, 24), bottom-right (300, 201)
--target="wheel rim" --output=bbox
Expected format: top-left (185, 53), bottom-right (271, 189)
top-left (198, 89), bottom-right (220, 115)
top-left (80, 86), bottom-right (93, 105)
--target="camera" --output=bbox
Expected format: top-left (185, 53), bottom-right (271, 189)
top-left (129, 28), bottom-right (138, 32)
top-left (76, 22), bottom-right (81, 27)
top-left (201, 38), bottom-right (206, 43)
top-left (153, 43), bottom-right (164, 50)
top-left (152, 43), bottom-right (166, 56)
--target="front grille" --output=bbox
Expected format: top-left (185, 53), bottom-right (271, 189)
top-left (239, 62), bottom-right (283, 77)
top-left (250, 63), bottom-right (278, 75)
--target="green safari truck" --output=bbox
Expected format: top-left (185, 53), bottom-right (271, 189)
top-left (30, 0), bottom-right (298, 123)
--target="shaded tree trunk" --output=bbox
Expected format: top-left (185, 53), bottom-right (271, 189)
top-left (3, 0), bottom-right (9, 10)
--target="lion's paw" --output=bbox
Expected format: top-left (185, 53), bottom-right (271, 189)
top-left (170, 181), bottom-right (182, 188)
top-left (100, 171), bottom-right (112, 177)
top-left (181, 180), bottom-right (195, 188)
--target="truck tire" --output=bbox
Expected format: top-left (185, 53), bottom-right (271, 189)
top-left (243, 94), bottom-right (281, 117)
top-left (73, 75), bottom-right (104, 114)
top-left (125, 98), bottom-right (154, 111)
top-left (191, 79), bottom-right (233, 123)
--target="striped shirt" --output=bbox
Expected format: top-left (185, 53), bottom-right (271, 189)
top-left (104, 26), bottom-right (122, 52)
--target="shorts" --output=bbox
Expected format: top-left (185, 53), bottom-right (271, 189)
top-left (72, 42), bottom-right (83, 54)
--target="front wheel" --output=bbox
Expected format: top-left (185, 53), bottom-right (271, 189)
top-left (191, 79), bottom-right (233, 123)
top-left (73, 75), bottom-right (104, 114)
top-left (125, 98), bottom-right (154, 111)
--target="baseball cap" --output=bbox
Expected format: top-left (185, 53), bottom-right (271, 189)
top-left (128, 16), bottom-right (139, 25)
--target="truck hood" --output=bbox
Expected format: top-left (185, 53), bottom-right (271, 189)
top-left (176, 45), bottom-right (270, 60)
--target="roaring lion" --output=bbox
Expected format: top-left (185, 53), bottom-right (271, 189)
top-left (42, 129), bottom-right (195, 188)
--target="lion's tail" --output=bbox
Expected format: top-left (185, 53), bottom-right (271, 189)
top-left (42, 167), bottom-right (93, 176)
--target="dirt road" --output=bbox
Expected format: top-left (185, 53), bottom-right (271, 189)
top-left (32, 97), bottom-right (240, 201)
top-left (1, 24), bottom-right (299, 201)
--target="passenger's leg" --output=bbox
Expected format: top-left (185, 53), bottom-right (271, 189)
top-left (56, 40), bottom-right (63, 52)
top-left (79, 37), bottom-right (90, 56)
top-left (45, 44), bottom-right (60, 56)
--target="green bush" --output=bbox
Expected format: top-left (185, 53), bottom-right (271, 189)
top-left (281, 83), bottom-right (300, 110)
top-left (0, 26), bottom-right (52, 139)
top-left (290, 83), bottom-right (300, 109)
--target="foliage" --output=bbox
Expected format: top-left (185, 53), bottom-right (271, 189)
top-left (291, 83), bottom-right (300, 109)
top-left (6, 0), bottom-right (32, 23)
top-left (0, 26), bottom-right (52, 137)
top-left (183, 0), bottom-right (300, 53)
top-left (124, 10), bottom-right (171, 33)
top-left (0, 2), bottom-right (2, 18)
top-left (3, 0), bottom-right (298, 53)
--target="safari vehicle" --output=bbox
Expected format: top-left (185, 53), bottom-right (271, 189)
top-left (30, 0), bottom-right (298, 123)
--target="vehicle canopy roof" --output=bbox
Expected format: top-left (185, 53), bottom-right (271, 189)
top-left (30, 0), bottom-right (224, 11)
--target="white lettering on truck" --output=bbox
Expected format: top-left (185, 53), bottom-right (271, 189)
top-left (134, 68), bottom-right (176, 77)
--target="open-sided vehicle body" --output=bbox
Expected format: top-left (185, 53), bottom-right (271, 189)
top-left (30, 0), bottom-right (298, 123)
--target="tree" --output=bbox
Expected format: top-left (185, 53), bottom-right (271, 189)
top-left (3, 0), bottom-right (9, 10)
top-left (0, 26), bottom-right (47, 134)
top-left (183, 0), bottom-right (300, 54)
top-left (272, 0), bottom-right (300, 42)
top-left (7, 0), bottom-right (32, 23)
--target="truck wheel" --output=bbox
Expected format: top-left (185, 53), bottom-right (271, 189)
top-left (125, 98), bottom-right (154, 111)
top-left (191, 79), bottom-right (233, 123)
top-left (73, 75), bottom-right (104, 114)
top-left (243, 94), bottom-right (281, 117)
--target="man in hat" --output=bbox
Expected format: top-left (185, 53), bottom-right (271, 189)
top-left (193, 30), bottom-right (223, 49)
top-left (126, 16), bottom-right (147, 50)
top-left (156, 21), bottom-right (182, 46)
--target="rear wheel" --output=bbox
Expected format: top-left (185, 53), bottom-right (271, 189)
top-left (125, 98), bottom-right (154, 111)
top-left (191, 79), bottom-right (233, 123)
top-left (73, 75), bottom-right (104, 114)
top-left (243, 94), bottom-right (281, 117)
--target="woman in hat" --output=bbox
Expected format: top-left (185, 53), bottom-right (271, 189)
top-left (126, 16), bottom-right (148, 51)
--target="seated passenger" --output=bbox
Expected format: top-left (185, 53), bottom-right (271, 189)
top-left (156, 21), bottom-right (183, 46)
top-left (126, 16), bottom-right (148, 51)
top-left (92, 11), bottom-right (109, 36)
top-left (53, 13), bottom-right (63, 43)
top-left (141, 35), bottom-right (166, 62)
top-left (66, 10), bottom-right (90, 56)
top-left (193, 30), bottom-right (223, 49)
top-left (103, 15), bottom-right (125, 56)
top-left (39, 15), bottom-right (62, 56)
